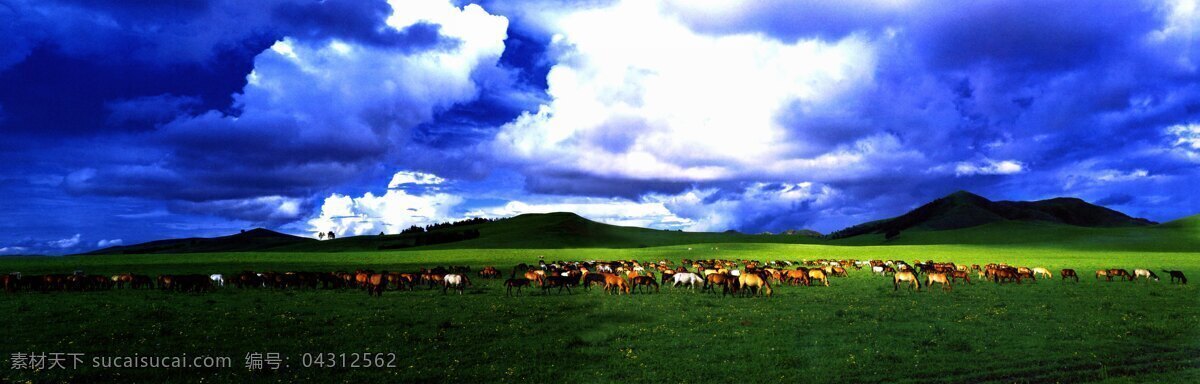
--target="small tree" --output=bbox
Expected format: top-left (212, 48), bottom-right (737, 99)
top-left (318, 232), bottom-right (325, 240)
top-left (327, 231), bottom-right (336, 240)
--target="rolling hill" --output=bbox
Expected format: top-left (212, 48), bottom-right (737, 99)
top-left (80, 192), bottom-right (1198, 255)
top-left (826, 191), bottom-right (1155, 239)
top-left (83, 228), bottom-right (315, 255)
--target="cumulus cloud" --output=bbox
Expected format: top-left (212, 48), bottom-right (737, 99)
top-left (493, 0), bottom-right (878, 186)
top-left (48, 234), bottom-right (81, 249)
top-left (96, 239), bottom-right (123, 248)
top-left (308, 171), bottom-right (464, 236)
top-left (64, 0), bottom-right (511, 222)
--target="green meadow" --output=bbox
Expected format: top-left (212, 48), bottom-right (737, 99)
top-left (2, 238), bottom-right (1199, 383)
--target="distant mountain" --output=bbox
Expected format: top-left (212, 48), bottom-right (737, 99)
top-left (84, 228), bottom-right (315, 255)
top-left (827, 191), bottom-right (1156, 239)
top-left (779, 229), bottom-right (823, 237)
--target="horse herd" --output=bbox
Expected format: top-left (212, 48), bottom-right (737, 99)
top-left (1, 258), bottom-right (1187, 297)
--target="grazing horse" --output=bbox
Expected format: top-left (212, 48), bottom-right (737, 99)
top-left (1105, 269), bottom-right (1133, 282)
top-left (1095, 270), bottom-right (1109, 280)
top-left (926, 273), bottom-right (952, 291)
top-left (807, 269), bottom-right (829, 287)
top-left (602, 273), bottom-right (630, 295)
top-left (111, 274), bottom-right (133, 289)
top-left (1133, 269), bottom-right (1159, 282)
top-left (949, 270), bottom-right (972, 285)
top-left (366, 273), bottom-right (387, 297)
top-left (1031, 268), bottom-right (1052, 279)
top-left (737, 274), bottom-right (772, 297)
top-left (1060, 269), bottom-right (1079, 282)
top-left (671, 272), bottom-right (703, 290)
top-left (582, 273), bottom-right (607, 290)
top-left (784, 270), bottom-right (809, 286)
top-left (209, 274), bottom-right (225, 288)
top-left (540, 275), bottom-right (577, 295)
top-left (630, 276), bottom-right (659, 294)
top-left (893, 271), bottom-right (920, 291)
top-left (443, 274), bottom-right (470, 295)
top-left (505, 278), bottom-right (531, 296)
top-left (478, 266), bottom-right (502, 279)
top-left (1163, 270), bottom-right (1187, 284)
top-left (129, 275), bottom-right (153, 289)
top-left (993, 268), bottom-right (1023, 284)
top-left (1, 274), bottom-right (15, 292)
top-left (703, 273), bottom-right (736, 296)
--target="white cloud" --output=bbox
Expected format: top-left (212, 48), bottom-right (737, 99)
top-left (48, 234), bottom-right (81, 249)
top-left (1166, 123), bottom-right (1200, 161)
top-left (491, 0), bottom-right (877, 182)
top-left (1061, 163), bottom-right (1157, 190)
top-left (388, 171), bottom-right (446, 188)
top-left (952, 159), bottom-right (1026, 176)
top-left (308, 172), bottom-right (464, 237)
top-left (96, 239), bottom-right (123, 248)
top-left (0, 246), bottom-right (28, 254)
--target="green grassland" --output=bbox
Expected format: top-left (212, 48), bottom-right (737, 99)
top-left (1, 214), bottom-right (1199, 383)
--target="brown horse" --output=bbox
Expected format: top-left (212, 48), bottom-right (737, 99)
top-left (1061, 269), bottom-right (1079, 282)
top-left (737, 274), bottom-right (772, 297)
top-left (602, 273), bottom-right (630, 295)
top-left (366, 273), bottom-right (387, 297)
top-left (831, 266), bottom-right (848, 278)
top-left (478, 266), bottom-right (502, 279)
top-left (949, 270), bottom-right (972, 285)
top-left (504, 278), bottom-right (531, 296)
top-left (783, 270), bottom-right (809, 286)
top-left (893, 271), bottom-right (920, 291)
top-left (993, 268), bottom-right (1023, 284)
top-left (703, 273), bottom-right (737, 296)
top-left (1105, 269), bottom-right (1133, 282)
top-left (926, 273), bottom-right (952, 291)
top-left (1, 274), bottom-right (15, 292)
top-left (630, 276), bottom-right (659, 294)
top-left (111, 273), bottom-right (133, 289)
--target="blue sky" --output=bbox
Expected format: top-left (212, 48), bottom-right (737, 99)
top-left (1, 0), bottom-right (1198, 255)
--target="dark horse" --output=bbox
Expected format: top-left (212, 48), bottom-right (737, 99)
top-left (1163, 270), bottom-right (1188, 285)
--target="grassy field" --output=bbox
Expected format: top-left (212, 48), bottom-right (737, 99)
top-left (2, 241), bottom-right (1198, 383)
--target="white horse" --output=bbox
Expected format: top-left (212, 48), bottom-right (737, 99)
top-left (443, 274), bottom-right (470, 294)
top-left (1031, 267), bottom-right (1052, 279)
top-left (872, 266), bottom-right (886, 275)
top-left (672, 273), bottom-right (703, 289)
top-left (209, 274), bottom-right (224, 287)
top-left (1134, 269), bottom-right (1159, 282)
